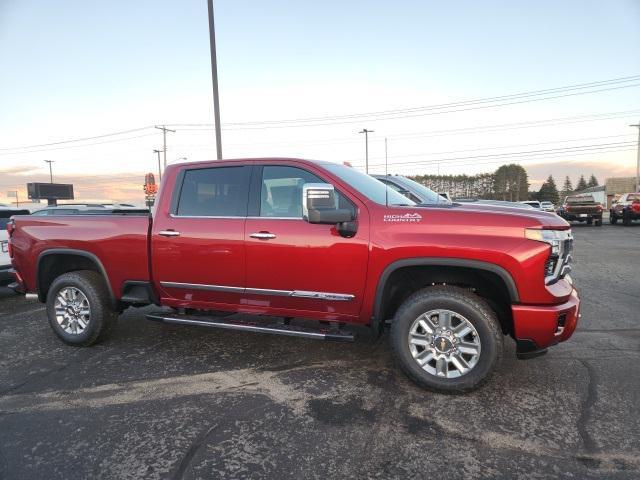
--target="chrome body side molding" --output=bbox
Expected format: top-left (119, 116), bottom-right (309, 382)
top-left (160, 282), bottom-right (354, 301)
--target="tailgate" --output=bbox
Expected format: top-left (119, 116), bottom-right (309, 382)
top-left (566, 204), bottom-right (599, 214)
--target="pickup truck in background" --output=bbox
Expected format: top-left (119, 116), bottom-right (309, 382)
top-left (610, 192), bottom-right (640, 225)
top-left (7, 158), bottom-right (580, 393)
top-left (556, 195), bottom-right (603, 226)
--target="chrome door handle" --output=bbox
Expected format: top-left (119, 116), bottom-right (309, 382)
top-left (250, 232), bottom-right (276, 239)
top-left (159, 230), bottom-right (181, 237)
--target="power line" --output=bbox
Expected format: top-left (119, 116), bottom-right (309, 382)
top-left (172, 109), bottom-right (640, 149)
top-left (0, 132), bottom-right (158, 156)
top-left (215, 83), bottom-right (640, 130)
top-left (357, 135), bottom-right (635, 163)
top-left (367, 147), bottom-right (637, 173)
top-left (364, 141), bottom-right (637, 169)
top-left (0, 126), bottom-right (154, 151)
top-left (0, 86), bottom-right (640, 155)
top-left (182, 74), bottom-right (640, 127)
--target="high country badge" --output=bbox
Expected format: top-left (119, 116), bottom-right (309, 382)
top-left (383, 213), bottom-right (423, 223)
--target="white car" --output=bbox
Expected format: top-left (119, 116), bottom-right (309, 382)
top-left (0, 207), bottom-right (30, 285)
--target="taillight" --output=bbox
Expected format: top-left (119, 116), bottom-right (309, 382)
top-left (7, 219), bottom-right (15, 258)
top-left (596, 205), bottom-right (603, 212)
top-left (564, 204), bottom-right (570, 212)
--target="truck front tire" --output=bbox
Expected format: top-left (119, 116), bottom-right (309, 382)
top-left (390, 286), bottom-right (503, 394)
top-left (46, 270), bottom-right (117, 347)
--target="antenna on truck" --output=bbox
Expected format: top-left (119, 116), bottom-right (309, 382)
top-left (385, 137), bottom-right (389, 207)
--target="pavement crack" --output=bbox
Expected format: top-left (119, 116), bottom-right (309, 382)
top-left (0, 363), bottom-right (70, 396)
top-left (171, 423), bottom-right (219, 480)
top-left (577, 359), bottom-right (598, 457)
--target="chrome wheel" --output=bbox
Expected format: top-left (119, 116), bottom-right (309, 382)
top-left (54, 287), bottom-right (91, 335)
top-left (408, 309), bottom-right (481, 379)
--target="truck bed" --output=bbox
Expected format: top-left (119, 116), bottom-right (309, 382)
top-left (10, 214), bottom-right (151, 297)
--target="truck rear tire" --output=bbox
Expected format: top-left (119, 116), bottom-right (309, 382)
top-left (595, 219), bottom-right (602, 227)
top-left (623, 210), bottom-right (631, 226)
top-left (610, 213), bottom-right (618, 225)
top-left (390, 286), bottom-right (503, 394)
top-left (46, 270), bottom-right (117, 347)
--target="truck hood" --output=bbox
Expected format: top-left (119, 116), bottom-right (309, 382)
top-left (412, 202), bottom-right (570, 228)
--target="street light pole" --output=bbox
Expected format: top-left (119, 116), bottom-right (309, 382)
top-left (44, 160), bottom-right (54, 183)
top-left (207, 0), bottom-right (223, 160)
top-left (153, 149), bottom-right (163, 181)
top-left (631, 121), bottom-right (640, 192)
top-left (359, 129), bottom-right (374, 173)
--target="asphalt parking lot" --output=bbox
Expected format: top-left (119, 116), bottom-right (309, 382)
top-left (0, 224), bottom-right (639, 479)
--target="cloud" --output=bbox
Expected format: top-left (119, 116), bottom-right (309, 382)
top-left (0, 165), bottom-right (41, 175)
top-left (525, 160), bottom-right (636, 189)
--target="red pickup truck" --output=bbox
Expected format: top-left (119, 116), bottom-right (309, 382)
top-left (7, 158), bottom-right (579, 393)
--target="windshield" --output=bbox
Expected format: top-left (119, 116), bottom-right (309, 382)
top-left (323, 163), bottom-right (416, 206)
top-left (394, 177), bottom-right (450, 204)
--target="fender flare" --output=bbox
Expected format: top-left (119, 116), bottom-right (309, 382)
top-left (36, 248), bottom-right (115, 306)
top-left (372, 257), bottom-right (520, 332)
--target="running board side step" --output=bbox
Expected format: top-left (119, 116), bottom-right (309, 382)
top-left (145, 313), bottom-right (355, 342)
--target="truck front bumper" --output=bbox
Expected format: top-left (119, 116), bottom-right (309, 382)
top-left (512, 288), bottom-right (580, 358)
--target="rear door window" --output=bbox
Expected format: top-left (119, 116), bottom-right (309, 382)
top-left (176, 166), bottom-right (250, 217)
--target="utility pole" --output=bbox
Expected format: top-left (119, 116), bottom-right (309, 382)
top-left (207, 0), bottom-right (223, 160)
top-left (631, 121), bottom-right (640, 192)
top-left (153, 149), bottom-right (163, 181)
top-left (155, 125), bottom-right (176, 169)
top-left (359, 129), bottom-right (374, 173)
top-left (44, 160), bottom-right (54, 182)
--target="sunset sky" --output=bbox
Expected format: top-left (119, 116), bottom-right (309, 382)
top-left (1, 0), bottom-right (639, 205)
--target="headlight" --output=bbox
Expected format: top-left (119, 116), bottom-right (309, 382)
top-left (525, 228), bottom-right (570, 254)
top-left (525, 228), bottom-right (573, 284)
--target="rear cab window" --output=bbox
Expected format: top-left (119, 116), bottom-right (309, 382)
top-left (175, 166), bottom-right (251, 217)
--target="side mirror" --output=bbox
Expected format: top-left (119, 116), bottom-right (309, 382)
top-left (303, 183), bottom-right (354, 224)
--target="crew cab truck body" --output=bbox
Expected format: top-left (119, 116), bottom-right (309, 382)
top-left (610, 192), bottom-right (640, 225)
top-left (8, 158), bottom-right (580, 393)
top-left (556, 195), bottom-right (603, 226)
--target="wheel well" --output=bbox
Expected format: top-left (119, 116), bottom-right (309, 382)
top-left (377, 265), bottom-right (514, 336)
top-left (37, 252), bottom-right (112, 304)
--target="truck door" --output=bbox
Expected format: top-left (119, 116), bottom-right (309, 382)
top-left (151, 164), bottom-right (251, 309)
top-left (243, 164), bottom-right (369, 320)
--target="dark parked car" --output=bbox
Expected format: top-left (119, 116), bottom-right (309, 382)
top-left (556, 195), bottom-right (603, 226)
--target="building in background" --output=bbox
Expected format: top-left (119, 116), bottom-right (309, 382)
top-left (605, 177), bottom-right (637, 208)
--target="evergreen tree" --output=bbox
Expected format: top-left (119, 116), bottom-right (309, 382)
top-left (561, 176), bottom-right (573, 198)
top-left (493, 164), bottom-right (529, 201)
top-left (576, 174), bottom-right (588, 191)
top-left (538, 175), bottom-right (559, 204)
top-left (587, 174), bottom-right (599, 188)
